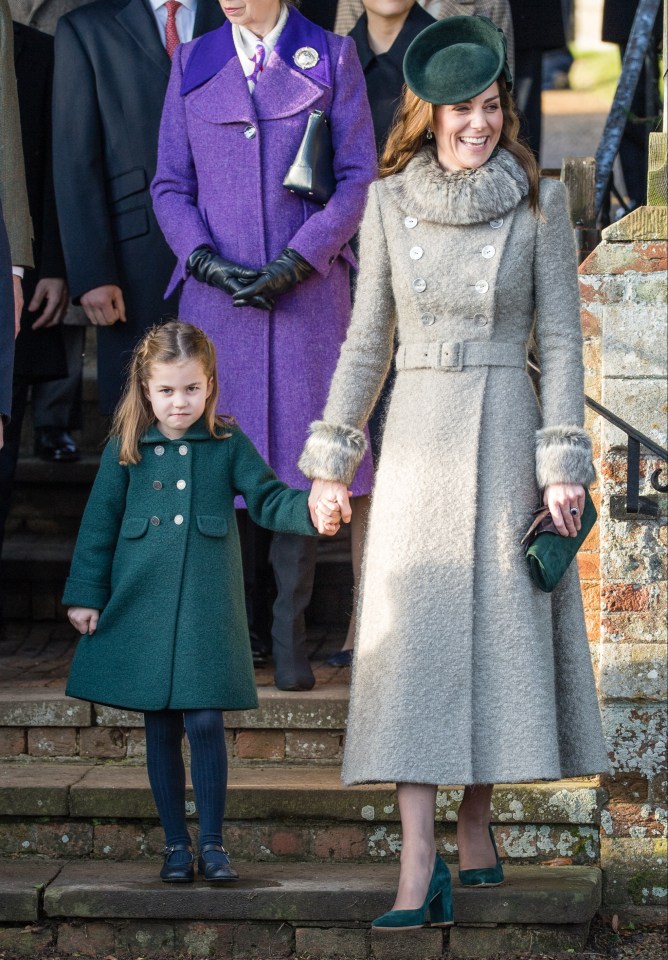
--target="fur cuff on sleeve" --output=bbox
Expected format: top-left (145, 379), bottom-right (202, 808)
top-left (298, 421), bottom-right (367, 486)
top-left (536, 425), bottom-right (596, 489)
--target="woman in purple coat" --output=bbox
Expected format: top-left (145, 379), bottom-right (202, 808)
top-left (152, 0), bottom-right (377, 691)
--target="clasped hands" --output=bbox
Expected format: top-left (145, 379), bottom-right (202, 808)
top-left (188, 245), bottom-right (313, 311)
top-left (308, 479), bottom-right (352, 536)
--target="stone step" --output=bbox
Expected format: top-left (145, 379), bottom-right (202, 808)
top-left (0, 761), bottom-right (605, 866)
top-left (0, 859), bottom-right (602, 959)
top-left (0, 685), bottom-right (351, 764)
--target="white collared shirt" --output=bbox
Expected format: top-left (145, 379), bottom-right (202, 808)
top-left (149, 0), bottom-right (198, 48)
top-left (232, 2), bottom-right (289, 93)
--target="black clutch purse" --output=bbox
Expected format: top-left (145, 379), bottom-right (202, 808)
top-left (520, 489), bottom-right (597, 593)
top-left (283, 109), bottom-right (335, 206)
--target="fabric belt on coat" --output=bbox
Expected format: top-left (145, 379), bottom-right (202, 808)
top-left (395, 340), bottom-right (527, 372)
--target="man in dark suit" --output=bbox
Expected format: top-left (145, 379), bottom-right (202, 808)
top-left (0, 21), bottom-right (70, 556)
top-left (52, 0), bottom-right (223, 414)
top-left (508, 0), bottom-right (565, 159)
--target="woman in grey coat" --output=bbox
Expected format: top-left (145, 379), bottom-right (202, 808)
top-left (300, 16), bottom-right (609, 931)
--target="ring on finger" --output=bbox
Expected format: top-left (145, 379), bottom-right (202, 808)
top-left (570, 507), bottom-right (579, 517)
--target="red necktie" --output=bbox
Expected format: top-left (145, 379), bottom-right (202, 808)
top-left (164, 1), bottom-right (182, 60)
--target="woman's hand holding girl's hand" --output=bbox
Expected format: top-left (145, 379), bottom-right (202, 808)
top-left (315, 497), bottom-right (342, 536)
top-left (68, 607), bottom-right (101, 636)
top-left (309, 479), bottom-right (352, 535)
top-left (543, 483), bottom-right (586, 538)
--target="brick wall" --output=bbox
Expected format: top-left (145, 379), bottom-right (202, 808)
top-left (578, 220), bottom-right (668, 917)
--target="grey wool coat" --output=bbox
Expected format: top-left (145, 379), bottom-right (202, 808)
top-left (300, 148), bottom-right (610, 786)
top-left (63, 420), bottom-right (317, 712)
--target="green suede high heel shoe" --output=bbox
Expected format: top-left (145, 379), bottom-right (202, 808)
top-left (458, 824), bottom-right (504, 887)
top-left (372, 853), bottom-right (454, 931)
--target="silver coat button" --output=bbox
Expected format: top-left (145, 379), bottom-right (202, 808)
top-left (475, 314), bottom-right (488, 326)
top-left (154, 445), bottom-right (164, 456)
top-left (421, 313), bottom-right (436, 326)
top-left (178, 444), bottom-right (188, 456)
top-left (174, 514), bottom-right (184, 525)
top-left (489, 218), bottom-right (504, 229)
top-left (481, 245), bottom-right (496, 259)
top-left (243, 124), bottom-right (256, 139)
top-left (404, 216), bottom-right (417, 229)
top-left (410, 246), bottom-right (423, 260)
top-left (152, 480), bottom-right (163, 490)
top-left (475, 280), bottom-right (489, 294)
top-left (176, 479), bottom-right (186, 490)
top-left (150, 516), bottom-right (160, 526)
top-left (413, 277), bottom-right (427, 293)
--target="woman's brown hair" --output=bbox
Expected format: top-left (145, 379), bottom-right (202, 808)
top-left (111, 320), bottom-right (232, 465)
top-left (380, 77), bottom-right (541, 212)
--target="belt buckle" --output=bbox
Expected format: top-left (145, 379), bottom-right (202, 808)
top-left (438, 342), bottom-right (463, 371)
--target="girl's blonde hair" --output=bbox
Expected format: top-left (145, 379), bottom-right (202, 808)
top-left (111, 320), bottom-right (232, 465)
top-left (380, 77), bottom-right (541, 212)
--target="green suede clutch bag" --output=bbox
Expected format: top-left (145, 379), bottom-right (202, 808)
top-left (521, 489), bottom-right (597, 593)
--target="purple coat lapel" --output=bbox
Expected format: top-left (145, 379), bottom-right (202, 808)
top-left (181, 8), bottom-right (330, 121)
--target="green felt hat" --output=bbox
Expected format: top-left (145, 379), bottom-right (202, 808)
top-left (403, 15), bottom-right (512, 105)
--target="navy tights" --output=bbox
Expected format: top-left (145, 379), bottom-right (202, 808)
top-left (144, 709), bottom-right (227, 854)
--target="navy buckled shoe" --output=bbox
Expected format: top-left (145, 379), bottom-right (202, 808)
top-left (160, 843), bottom-right (194, 883)
top-left (198, 842), bottom-right (240, 882)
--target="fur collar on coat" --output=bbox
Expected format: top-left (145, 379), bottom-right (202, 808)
top-left (384, 146), bottom-right (529, 226)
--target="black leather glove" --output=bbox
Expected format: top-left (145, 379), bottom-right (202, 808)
top-left (188, 246), bottom-right (266, 300)
top-left (232, 248), bottom-right (314, 308)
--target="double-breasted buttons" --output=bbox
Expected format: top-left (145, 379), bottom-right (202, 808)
top-left (489, 218), bottom-right (504, 229)
top-left (481, 245), bottom-right (496, 259)
top-left (176, 480), bottom-right (187, 490)
top-left (475, 314), bottom-right (488, 326)
top-left (404, 216), bottom-right (417, 229)
top-left (243, 124), bottom-right (257, 139)
top-left (474, 280), bottom-right (489, 294)
top-left (174, 515), bottom-right (184, 526)
top-left (152, 480), bottom-right (163, 490)
top-left (154, 445), bottom-right (165, 457)
top-left (410, 246), bottom-right (423, 260)
top-left (413, 277), bottom-right (427, 293)
top-left (150, 516), bottom-right (160, 526)
top-left (178, 444), bottom-right (188, 456)
top-left (421, 313), bottom-right (436, 326)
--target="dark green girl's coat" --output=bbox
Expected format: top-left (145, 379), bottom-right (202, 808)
top-left (63, 420), bottom-right (317, 711)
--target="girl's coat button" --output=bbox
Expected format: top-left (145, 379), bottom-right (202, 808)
top-left (174, 515), bottom-right (184, 525)
top-left (155, 445), bottom-right (165, 456)
top-left (176, 480), bottom-right (186, 490)
top-left (150, 516), bottom-right (160, 526)
top-left (179, 445), bottom-right (189, 456)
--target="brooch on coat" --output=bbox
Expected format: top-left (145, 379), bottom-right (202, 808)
top-left (294, 46), bottom-right (319, 69)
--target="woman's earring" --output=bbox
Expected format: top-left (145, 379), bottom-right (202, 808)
top-left (425, 128), bottom-right (433, 140)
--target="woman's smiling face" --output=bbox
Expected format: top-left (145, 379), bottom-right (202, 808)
top-left (432, 82), bottom-right (503, 172)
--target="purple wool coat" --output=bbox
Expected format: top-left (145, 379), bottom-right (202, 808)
top-left (151, 8), bottom-right (377, 492)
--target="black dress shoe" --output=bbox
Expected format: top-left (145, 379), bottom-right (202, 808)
top-left (160, 843), bottom-right (194, 882)
top-left (197, 843), bottom-right (239, 882)
top-left (34, 428), bottom-right (80, 463)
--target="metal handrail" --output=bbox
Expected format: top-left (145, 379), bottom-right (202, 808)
top-left (585, 395), bottom-right (668, 515)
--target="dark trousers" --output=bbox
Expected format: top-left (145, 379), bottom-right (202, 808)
top-left (143, 709), bottom-right (227, 848)
top-left (514, 48), bottom-right (543, 160)
top-left (32, 324), bottom-right (85, 430)
top-left (0, 378), bottom-right (29, 559)
top-left (237, 511), bottom-right (318, 687)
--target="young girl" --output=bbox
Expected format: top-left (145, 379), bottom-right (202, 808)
top-left (64, 321), bottom-right (340, 883)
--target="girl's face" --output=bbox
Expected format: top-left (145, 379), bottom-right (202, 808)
top-left (144, 359), bottom-right (213, 440)
top-left (432, 82), bottom-right (503, 172)
top-left (218, 0), bottom-right (282, 36)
